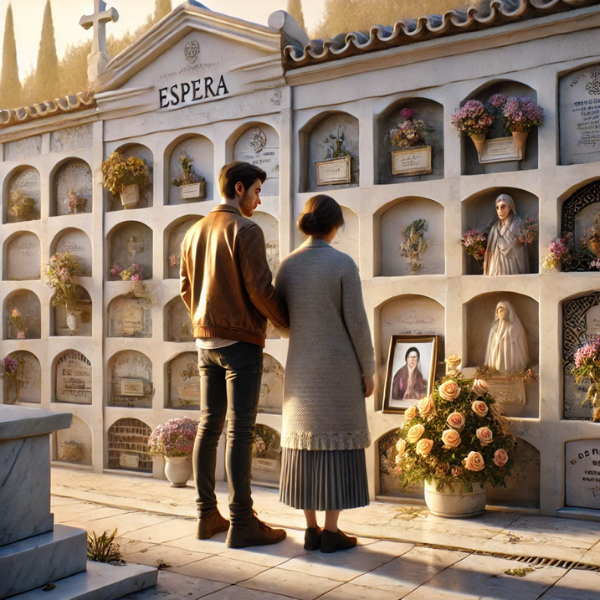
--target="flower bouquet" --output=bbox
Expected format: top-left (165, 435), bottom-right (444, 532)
top-left (571, 338), bottom-right (600, 422)
top-left (517, 216), bottom-right (538, 245)
top-left (450, 100), bottom-right (494, 154)
top-left (8, 308), bottom-right (26, 339)
top-left (542, 234), bottom-right (572, 271)
top-left (101, 151), bottom-right (149, 209)
top-left (461, 229), bottom-right (487, 262)
top-left (502, 96), bottom-right (544, 154)
top-left (148, 416), bottom-right (199, 458)
top-left (0, 355), bottom-right (27, 403)
top-left (8, 189), bottom-right (38, 222)
top-left (43, 252), bottom-right (81, 312)
top-left (168, 254), bottom-right (181, 269)
top-left (111, 263), bottom-right (150, 299)
top-left (389, 108), bottom-right (434, 149)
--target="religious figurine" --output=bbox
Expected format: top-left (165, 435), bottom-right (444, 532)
top-left (400, 219), bottom-right (428, 274)
top-left (483, 194), bottom-right (530, 276)
top-left (391, 346), bottom-right (428, 400)
top-left (127, 236), bottom-right (144, 257)
top-left (485, 301), bottom-right (529, 374)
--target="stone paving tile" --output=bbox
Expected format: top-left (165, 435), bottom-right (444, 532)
top-left (581, 541), bottom-right (600, 567)
top-left (202, 585), bottom-right (296, 600)
top-left (52, 502), bottom-right (128, 524)
top-left (402, 554), bottom-right (566, 600)
top-left (480, 534), bottom-right (585, 563)
top-left (122, 517), bottom-right (197, 544)
top-left (537, 569), bottom-right (600, 599)
top-left (49, 495), bottom-right (87, 506)
top-left (162, 532), bottom-right (230, 554)
top-left (124, 543), bottom-right (212, 568)
top-left (171, 554), bottom-right (269, 584)
top-left (353, 539), bottom-right (415, 559)
top-left (319, 582), bottom-right (406, 600)
top-left (502, 516), bottom-right (600, 547)
top-left (65, 511), bottom-right (174, 537)
top-left (239, 566), bottom-right (341, 600)
top-left (118, 538), bottom-right (155, 556)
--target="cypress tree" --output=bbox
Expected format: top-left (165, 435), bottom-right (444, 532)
top-left (287, 0), bottom-right (306, 31)
top-left (0, 3), bottom-right (22, 109)
top-left (154, 0), bottom-right (172, 22)
top-left (34, 0), bottom-right (60, 103)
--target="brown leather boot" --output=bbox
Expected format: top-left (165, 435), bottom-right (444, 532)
top-left (196, 508), bottom-right (230, 540)
top-left (320, 529), bottom-right (357, 553)
top-left (225, 514), bottom-right (286, 548)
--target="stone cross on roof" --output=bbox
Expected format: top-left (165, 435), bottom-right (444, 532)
top-left (80, 0), bottom-right (119, 84)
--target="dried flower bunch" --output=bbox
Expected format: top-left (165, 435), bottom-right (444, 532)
top-left (0, 355), bottom-right (27, 404)
top-left (389, 108), bottom-right (434, 149)
top-left (542, 234), bottom-right (572, 271)
top-left (8, 189), bottom-right (38, 221)
top-left (111, 263), bottom-right (145, 281)
top-left (571, 338), bottom-right (600, 422)
top-left (517, 216), bottom-right (539, 245)
top-left (8, 308), bottom-right (25, 337)
top-left (43, 252), bottom-right (81, 311)
top-left (172, 152), bottom-right (205, 187)
top-left (169, 254), bottom-right (181, 268)
top-left (101, 152), bottom-right (150, 196)
top-left (450, 100), bottom-right (494, 137)
top-left (461, 229), bottom-right (487, 262)
top-left (148, 416), bottom-right (199, 457)
top-left (65, 188), bottom-right (87, 214)
top-left (395, 376), bottom-right (515, 491)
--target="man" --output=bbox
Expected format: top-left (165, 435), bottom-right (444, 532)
top-left (180, 161), bottom-right (289, 548)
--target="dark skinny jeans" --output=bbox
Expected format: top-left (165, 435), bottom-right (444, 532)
top-left (193, 342), bottom-right (263, 526)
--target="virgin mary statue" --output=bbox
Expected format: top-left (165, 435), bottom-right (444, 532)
top-left (483, 194), bottom-right (530, 276)
top-left (485, 301), bottom-right (529, 374)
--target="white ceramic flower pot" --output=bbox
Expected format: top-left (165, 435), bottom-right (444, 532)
top-left (164, 456), bottom-right (193, 487)
top-left (66, 309), bottom-right (82, 334)
top-left (424, 479), bottom-right (487, 518)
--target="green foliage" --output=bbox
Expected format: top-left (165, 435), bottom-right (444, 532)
top-left (0, 4), bottom-right (22, 109)
top-left (402, 219), bottom-right (428, 240)
top-left (287, 0), bottom-right (306, 31)
top-left (34, 0), bottom-right (60, 103)
top-left (101, 152), bottom-right (150, 196)
top-left (172, 153), bottom-right (204, 186)
top-left (87, 529), bottom-right (123, 563)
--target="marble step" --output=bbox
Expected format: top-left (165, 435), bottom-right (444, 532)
top-left (9, 560), bottom-right (158, 600)
top-left (0, 525), bottom-right (87, 599)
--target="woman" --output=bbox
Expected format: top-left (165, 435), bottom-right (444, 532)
top-left (276, 195), bottom-right (375, 553)
top-left (485, 300), bottom-right (529, 374)
top-left (391, 347), bottom-right (427, 400)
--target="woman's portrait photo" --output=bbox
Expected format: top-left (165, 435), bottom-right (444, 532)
top-left (383, 335), bottom-right (439, 412)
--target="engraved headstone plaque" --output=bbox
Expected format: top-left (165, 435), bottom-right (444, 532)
top-left (109, 351), bottom-right (153, 407)
top-left (55, 351), bottom-right (92, 404)
top-left (54, 229), bottom-right (92, 276)
top-left (391, 146), bottom-right (432, 175)
top-left (479, 138), bottom-right (522, 163)
top-left (168, 352), bottom-right (200, 409)
top-left (233, 125), bottom-right (279, 196)
top-left (566, 440), bottom-right (600, 510)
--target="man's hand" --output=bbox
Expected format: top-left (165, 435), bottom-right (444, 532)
top-left (362, 376), bottom-right (374, 398)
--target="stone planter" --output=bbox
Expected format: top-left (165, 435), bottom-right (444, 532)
top-left (469, 133), bottom-right (487, 156)
top-left (164, 455), bottom-right (193, 487)
top-left (511, 131), bottom-right (528, 156)
top-left (66, 309), bottom-right (82, 335)
top-left (120, 184), bottom-right (140, 209)
top-left (424, 479), bottom-right (487, 518)
top-left (180, 182), bottom-right (206, 200)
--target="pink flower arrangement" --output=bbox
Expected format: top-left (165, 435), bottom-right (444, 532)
top-left (110, 264), bottom-right (123, 277)
top-left (502, 96), bottom-right (544, 133)
top-left (542, 235), bottom-right (572, 271)
top-left (451, 100), bottom-right (494, 136)
top-left (112, 263), bottom-right (144, 281)
top-left (572, 338), bottom-right (600, 422)
top-left (148, 416), bottom-right (199, 457)
top-left (43, 252), bottom-right (81, 311)
top-left (169, 254), bottom-right (181, 268)
top-left (389, 107), bottom-right (434, 149)
top-left (517, 217), bottom-right (538, 245)
top-left (461, 229), bottom-right (487, 262)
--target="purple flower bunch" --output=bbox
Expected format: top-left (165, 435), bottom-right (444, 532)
top-left (148, 416), bottom-right (199, 457)
top-left (461, 229), bottom-right (487, 262)
top-left (389, 107), bottom-right (434, 149)
top-left (486, 94), bottom-right (507, 118)
top-left (517, 217), bottom-right (538, 245)
top-left (542, 235), bottom-right (572, 271)
top-left (503, 96), bottom-right (544, 133)
top-left (451, 100), bottom-right (493, 136)
top-left (110, 264), bottom-right (123, 277)
top-left (1, 356), bottom-right (18, 375)
top-left (574, 338), bottom-right (600, 370)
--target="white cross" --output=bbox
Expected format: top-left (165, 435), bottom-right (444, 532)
top-left (80, 0), bottom-right (119, 56)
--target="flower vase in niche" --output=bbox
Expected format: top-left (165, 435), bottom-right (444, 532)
top-left (101, 151), bottom-right (149, 210)
top-left (8, 190), bottom-right (38, 222)
top-left (571, 338), bottom-right (600, 422)
top-left (389, 108), bottom-right (434, 176)
top-left (172, 152), bottom-right (206, 200)
top-left (43, 252), bottom-right (82, 331)
top-left (316, 127), bottom-right (353, 186)
top-left (451, 100), bottom-right (493, 158)
top-left (400, 219), bottom-right (428, 274)
top-left (502, 96), bottom-right (543, 157)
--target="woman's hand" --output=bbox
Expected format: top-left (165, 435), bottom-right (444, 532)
top-left (362, 376), bottom-right (374, 398)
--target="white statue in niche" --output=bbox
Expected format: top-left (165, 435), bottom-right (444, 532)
top-left (485, 301), bottom-right (529, 374)
top-left (483, 194), bottom-right (529, 276)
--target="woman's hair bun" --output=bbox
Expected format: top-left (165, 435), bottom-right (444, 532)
top-left (297, 195), bottom-right (345, 237)
top-left (299, 212), bottom-right (318, 234)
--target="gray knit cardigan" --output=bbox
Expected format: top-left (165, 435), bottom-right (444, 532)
top-left (275, 238), bottom-right (375, 451)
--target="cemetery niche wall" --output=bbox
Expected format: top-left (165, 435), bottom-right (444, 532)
top-left (2, 350), bottom-right (40, 404)
top-left (52, 228), bottom-right (93, 277)
top-left (164, 296), bottom-right (194, 343)
top-left (4, 231), bottom-right (40, 280)
top-left (252, 423), bottom-right (282, 485)
top-left (52, 159), bottom-right (93, 216)
top-left (106, 144), bottom-right (154, 211)
top-left (565, 439), bottom-right (600, 510)
top-left (108, 295), bottom-right (152, 338)
top-left (108, 221), bottom-right (153, 281)
top-left (5, 167), bottom-right (41, 223)
top-left (55, 415), bottom-right (93, 466)
top-left (52, 284), bottom-right (92, 336)
top-left (259, 354), bottom-right (284, 415)
top-left (107, 418), bottom-right (153, 472)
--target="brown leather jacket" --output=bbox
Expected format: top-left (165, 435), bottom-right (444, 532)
top-left (180, 204), bottom-right (288, 347)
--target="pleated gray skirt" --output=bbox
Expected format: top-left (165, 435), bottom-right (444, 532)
top-left (279, 448), bottom-right (370, 511)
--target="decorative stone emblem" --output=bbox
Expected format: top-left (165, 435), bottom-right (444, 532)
top-left (249, 127), bottom-right (267, 153)
top-left (184, 39), bottom-right (200, 64)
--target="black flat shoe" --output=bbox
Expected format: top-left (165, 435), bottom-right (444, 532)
top-left (304, 526), bottom-right (322, 550)
top-left (320, 528), bottom-right (357, 553)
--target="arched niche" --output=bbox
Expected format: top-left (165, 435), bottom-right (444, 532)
top-left (107, 418), bottom-right (152, 472)
top-left (165, 216), bottom-right (202, 279)
top-left (300, 111), bottom-right (359, 193)
top-left (488, 437), bottom-right (540, 508)
top-left (461, 80), bottom-right (539, 176)
top-left (107, 143), bottom-right (154, 211)
top-left (166, 351), bottom-right (199, 409)
top-left (55, 415), bottom-right (92, 466)
top-left (377, 428), bottom-right (423, 500)
top-left (252, 423), bottom-right (282, 485)
top-left (107, 295), bottom-right (152, 338)
top-left (378, 197), bottom-right (444, 276)
top-left (3, 290), bottom-right (41, 339)
top-left (107, 221), bottom-right (153, 280)
top-left (376, 97), bottom-right (444, 185)
top-left (52, 159), bottom-right (93, 216)
top-left (108, 350), bottom-right (153, 408)
top-left (52, 284), bottom-right (92, 337)
top-left (164, 296), bottom-right (193, 342)
top-left (2, 350), bottom-right (41, 404)
top-left (167, 135), bottom-right (214, 205)
top-left (462, 187), bottom-right (539, 275)
top-left (5, 166), bottom-right (41, 224)
top-left (249, 211), bottom-right (280, 280)
top-left (565, 439), bottom-right (600, 510)
top-left (52, 228), bottom-right (93, 277)
top-left (54, 349), bottom-right (92, 404)
top-left (4, 232), bottom-right (41, 280)
top-left (232, 124), bottom-right (280, 196)
top-left (465, 292), bottom-right (539, 418)
top-left (259, 354), bottom-right (284, 415)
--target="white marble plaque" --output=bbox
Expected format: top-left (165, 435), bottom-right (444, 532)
top-left (485, 377), bottom-right (526, 405)
top-left (109, 351), bottom-right (153, 407)
top-left (56, 351), bottom-right (92, 404)
top-left (119, 379), bottom-right (146, 396)
top-left (7, 233), bottom-right (40, 280)
top-left (391, 146), bottom-right (432, 175)
top-left (586, 305), bottom-right (600, 336)
top-left (479, 137), bottom-right (522, 163)
top-left (180, 183), bottom-right (204, 199)
top-left (316, 156), bottom-right (351, 185)
top-left (566, 440), bottom-right (600, 510)
top-left (252, 457), bottom-right (278, 473)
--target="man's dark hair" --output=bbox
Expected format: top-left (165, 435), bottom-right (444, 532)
top-left (218, 161), bottom-right (267, 200)
top-left (405, 346), bottom-right (420, 362)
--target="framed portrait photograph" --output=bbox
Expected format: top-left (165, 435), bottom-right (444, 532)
top-left (383, 334), bottom-right (439, 413)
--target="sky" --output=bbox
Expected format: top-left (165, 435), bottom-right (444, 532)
top-left (0, 0), bottom-right (325, 79)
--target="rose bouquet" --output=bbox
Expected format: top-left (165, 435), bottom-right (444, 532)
top-left (43, 252), bottom-right (81, 311)
top-left (450, 100), bottom-right (494, 137)
top-left (389, 108), bottom-right (434, 149)
top-left (394, 376), bottom-right (515, 491)
top-left (517, 216), bottom-right (538, 245)
top-left (502, 96), bottom-right (544, 133)
top-left (571, 338), bottom-right (600, 422)
top-left (148, 416), bottom-right (199, 458)
top-left (0, 355), bottom-right (27, 403)
top-left (461, 229), bottom-right (487, 262)
top-left (542, 234), bottom-right (572, 271)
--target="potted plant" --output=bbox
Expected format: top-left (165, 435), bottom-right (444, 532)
top-left (43, 252), bottom-right (82, 333)
top-left (64, 188), bottom-right (88, 214)
top-left (451, 100), bottom-right (494, 156)
top-left (101, 151), bottom-right (150, 210)
top-left (501, 96), bottom-right (544, 155)
top-left (172, 152), bottom-right (206, 200)
top-left (571, 338), bottom-right (600, 422)
top-left (8, 308), bottom-right (26, 339)
top-left (8, 189), bottom-right (38, 222)
top-left (148, 416), bottom-right (199, 487)
top-left (0, 355), bottom-right (27, 403)
top-left (394, 373), bottom-right (516, 518)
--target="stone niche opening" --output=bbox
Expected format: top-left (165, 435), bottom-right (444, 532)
top-left (108, 350), bottom-right (153, 408)
top-left (52, 228), bottom-right (93, 277)
top-left (462, 187), bottom-right (539, 275)
top-left (165, 215), bottom-right (203, 278)
top-left (107, 143), bottom-right (154, 211)
top-left (167, 135), bottom-right (214, 205)
top-left (377, 428), bottom-right (423, 500)
top-left (51, 159), bottom-right (93, 216)
top-left (108, 295), bottom-right (152, 338)
top-left (252, 423), bottom-right (282, 485)
top-left (376, 97), bottom-right (444, 185)
top-left (107, 221), bottom-right (153, 280)
top-left (231, 123), bottom-right (280, 197)
top-left (4, 166), bottom-right (41, 224)
top-left (55, 415), bottom-right (92, 466)
top-left (565, 439), bottom-right (600, 510)
top-left (3, 289), bottom-right (41, 339)
top-left (166, 351), bottom-right (199, 409)
top-left (54, 350), bottom-right (92, 405)
top-left (259, 354), bottom-right (284, 415)
top-left (377, 197), bottom-right (445, 277)
top-left (2, 350), bottom-right (41, 404)
top-left (164, 296), bottom-right (193, 342)
top-left (4, 231), bottom-right (40, 280)
top-left (52, 284), bottom-right (92, 337)
top-left (460, 80), bottom-right (539, 176)
top-left (107, 418), bottom-right (152, 472)
top-left (300, 111), bottom-right (359, 193)
top-left (465, 292), bottom-right (539, 418)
